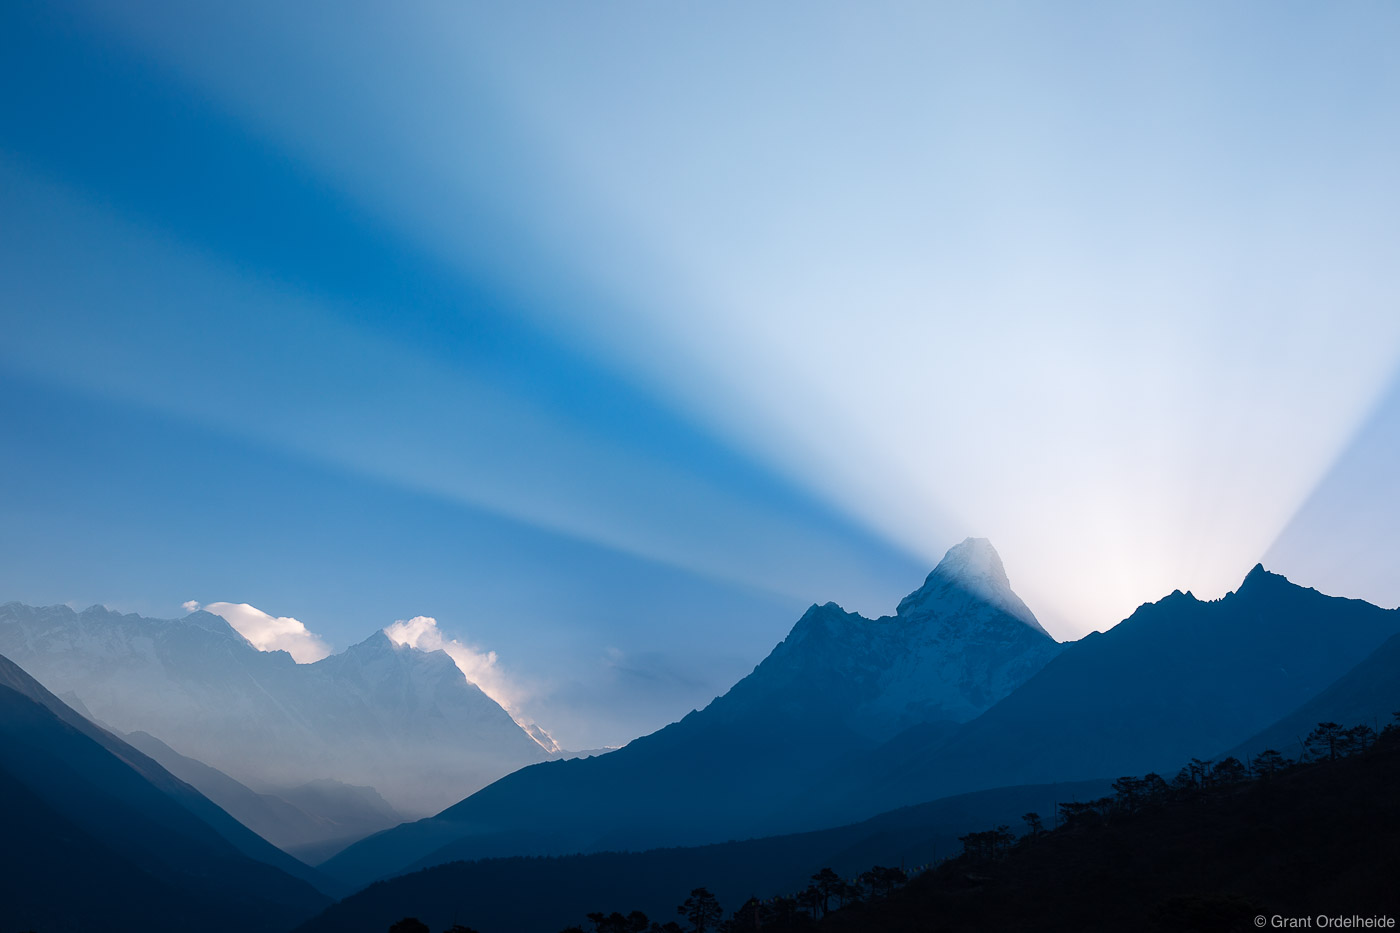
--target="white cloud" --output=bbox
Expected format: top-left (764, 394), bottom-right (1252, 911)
top-left (203, 601), bottom-right (333, 663)
top-left (385, 617), bottom-right (561, 754)
top-left (181, 600), bottom-right (201, 613)
top-left (383, 615), bottom-right (527, 714)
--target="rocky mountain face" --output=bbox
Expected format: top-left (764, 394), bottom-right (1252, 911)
top-left (0, 604), bottom-right (549, 815)
top-left (710, 537), bottom-right (1062, 741)
top-left (323, 538), bottom-right (1063, 887)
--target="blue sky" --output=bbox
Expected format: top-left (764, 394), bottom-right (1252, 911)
top-left (3, 1), bottom-right (1399, 748)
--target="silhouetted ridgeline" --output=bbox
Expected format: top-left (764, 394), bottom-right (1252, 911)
top-left (295, 779), bottom-right (1108, 933)
top-left (0, 653), bottom-right (332, 933)
top-left (357, 719), bottom-right (1400, 933)
top-left (321, 540), bottom-right (1067, 888)
top-left (324, 563), bottom-right (1400, 890)
top-left (821, 718), bottom-right (1400, 932)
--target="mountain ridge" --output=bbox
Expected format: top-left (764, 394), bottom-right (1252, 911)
top-left (323, 538), bottom-right (1064, 886)
top-left (837, 564), bottom-right (1400, 815)
top-left (0, 602), bottom-right (549, 814)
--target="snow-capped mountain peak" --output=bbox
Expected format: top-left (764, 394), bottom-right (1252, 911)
top-left (713, 538), bottom-right (1063, 743)
top-left (0, 603), bottom-right (551, 814)
top-left (897, 537), bottom-right (1049, 636)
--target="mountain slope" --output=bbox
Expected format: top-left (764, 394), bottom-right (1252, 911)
top-left (1225, 629), bottom-right (1400, 761)
top-left (324, 538), bottom-right (1061, 887)
top-left (0, 651), bottom-right (333, 891)
top-left (0, 603), bottom-right (548, 813)
top-left (297, 779), bottom-right (1110, 933)
top-left (852, 565), bottom-right (1400, 811)
top-left (124, 729), bottom-right (403, 862)
top-left (825, 736), bottom-right (1400, 932)
top-left (0, 652), bottom-right (331, 932)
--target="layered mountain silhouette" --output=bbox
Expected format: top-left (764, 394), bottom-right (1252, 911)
top-left (323, 538), bottom-right (1062, 887)
top-left (304, 607), bottom-right (1400, 931)
top-left (10, 539), bottom-right (1399, 930)
top-left (296, 778), bottom-right (1111, 933)
top-left (0, 652), bottom-right (331, 932)
top-left (326, 557), bottom-right (1400, 891)
top-left (0, 603), bottom-right (550, 813)
top-left (830, 564), bottom-right (1400, 814)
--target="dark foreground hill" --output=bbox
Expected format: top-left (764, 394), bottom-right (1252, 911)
top-left (296, 779), bottom-right (1108, 933)
top-left (0, 652), bottom-right (332, 932)
top-left (824, 729), bottom-right (1400, 932)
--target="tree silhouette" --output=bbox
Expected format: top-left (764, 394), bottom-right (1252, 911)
top-left (1022, 811), bottom-right (1044, 835)
top-left (1209, 757), bottom-right (1248, 785)
top-left (758, 894), bottom-right (802, 928)
top-left (720, 897), bottom-right (762, 932)
top-left (1306, 722), bottom-right (1345, 761)
top-left (1140, 772), bottom-right (1170, 802)
top-left (1251, 748), bottom-right (1288, 777)
top-left (1058, 799), bottom-right (1108, 827)
top-left (1113, 775), bottom-right (1146, 810)
top-left (587, 910), bottom-right (651, 933)
top-left (858, 865), bottom-right (907, 899)
top-left (678, 887), bottom-right (722, 933)
top-left (959, 825), bottom-right (1016, 859)
top-left (1343, 724), bottom-right (1377, 755)
top-left (444, 926), bottom-right (482, 933)
top-left (809, 867), bottom-right (843, 916)
top-left (389, 920), bottom-right (430, 933)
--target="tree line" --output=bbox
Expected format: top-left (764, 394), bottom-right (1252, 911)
top-left (385, 864), bottom-right (911, 933)
top-left (386, 715), bottom-right (1400, 933)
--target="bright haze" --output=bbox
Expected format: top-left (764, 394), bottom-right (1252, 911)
top-left (1, 1), bottom-right (1398, 750)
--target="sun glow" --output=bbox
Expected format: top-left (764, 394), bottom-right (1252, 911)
top-left (45, 2), bottom-right (1400, 636)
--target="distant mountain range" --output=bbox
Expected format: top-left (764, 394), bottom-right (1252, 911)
top-left (323, 548), bottom-right (1400, 892)
top-left (7, 535), bottom-right (1400, 931)
top-left (295, 555), bottom-right (1400, 930)
top-left (322, 538), bottom-right (1065, 886)
top-left (0, 651), bottom-right (331, 932)
top-left (0, 603), bottom-right (551, 814)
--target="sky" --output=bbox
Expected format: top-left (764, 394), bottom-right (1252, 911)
top-left (2, 1), bottom-right (1398, 749)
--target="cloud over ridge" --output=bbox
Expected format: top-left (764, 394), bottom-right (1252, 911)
top-left (201, 601), bottom-right (333, 663)
top-left (383, 615), bottom-right (559, 752)
top-left (383, 615), bottom-right (519, 709)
